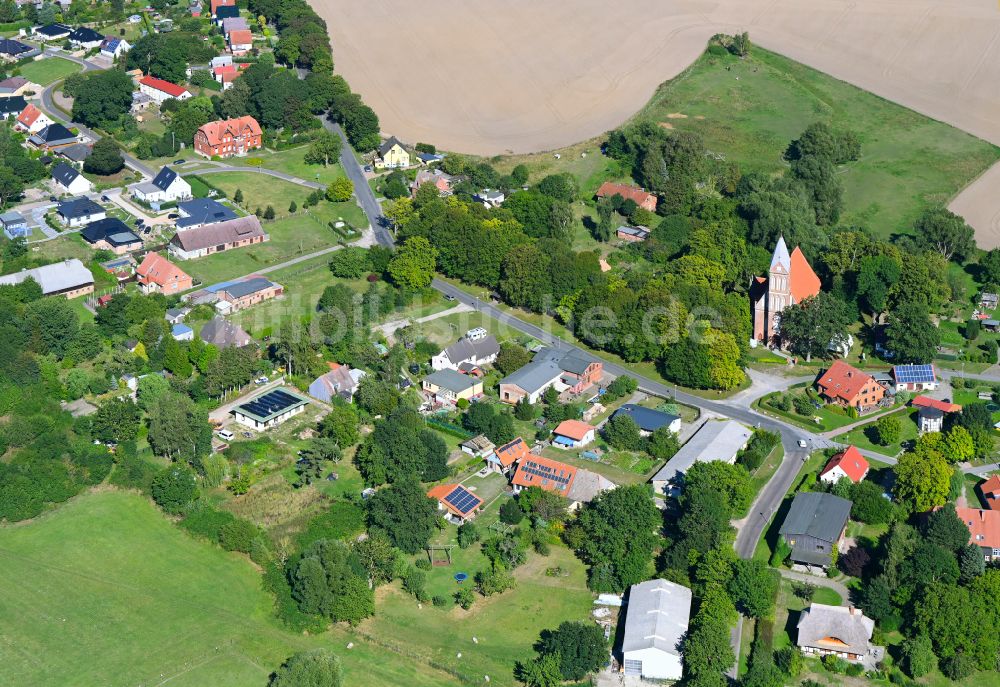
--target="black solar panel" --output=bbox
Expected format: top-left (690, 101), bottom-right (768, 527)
top-left (239, 389), bottom-right (303, 419)
top-left (520, 461), bottom-right (571, 485)
top-left (443, 485), bottom-right (481, 515)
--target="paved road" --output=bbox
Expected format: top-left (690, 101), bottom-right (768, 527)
top-left (38, 50), bottom-right (155, 179)
top-left (320, 118), bottom-right (393, 248)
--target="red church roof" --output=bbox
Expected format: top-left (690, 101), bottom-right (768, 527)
top-left (789, 246), bottom-right (821, 302)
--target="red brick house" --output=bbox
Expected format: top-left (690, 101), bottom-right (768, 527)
top-left (815, 360), bottom-right (885, 412)
top-left (979, 475), bottom-right (1000, 511)
top-left (193, 116), bottom-right (262, 159)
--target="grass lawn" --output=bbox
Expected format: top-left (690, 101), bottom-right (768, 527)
top-left (180, 211), bottom-right (351, 285)
top-left (755, 390), bottom-right (864, 434)
top-left (195, 172), bottom-right (314, 215)
top-left (254, 147), bottom-right (349, 187)
top-left (773, 578), bottom-right (843, 652)
top-left (17, 57), bottom-right (81, 86)
top-left (837, 408), bottom-right (919, 457)
top-left (0, 491), bottom-right (455, 687)
top-left (749, 444), bottom-right (784, 496)
top-left (366, 533), bottom-right (593, 684)
top-left (630, 47), bottom-right (1000, 238)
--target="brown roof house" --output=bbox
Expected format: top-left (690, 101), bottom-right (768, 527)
top-left (168, 216), bottom-right (268, 260)
top-left (797, 604), bottom-right (881, 666)
top-left (199, 317), bottom-right (253, 348)
top-left (815, 360), bottom-right (885, 413)
top-left (308, 363), bottom-right (366, 403)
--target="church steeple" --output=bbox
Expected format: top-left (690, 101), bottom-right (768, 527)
top-left (770, 235), bottom-right (790, 271)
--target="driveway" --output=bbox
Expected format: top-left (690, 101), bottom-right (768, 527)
top-left (208, 377), bottom-right (286, 423)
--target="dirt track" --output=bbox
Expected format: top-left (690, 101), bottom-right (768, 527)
top-left (311, 0), bottom-right (1000, 244)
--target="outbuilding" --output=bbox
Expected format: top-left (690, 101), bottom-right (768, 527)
top-left (232, 388), bottom-right (309, 431)
top-left (621, 578), bottom-right (691, 681)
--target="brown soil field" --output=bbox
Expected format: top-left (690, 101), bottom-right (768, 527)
top-left (312, 0), bottom-right (1000, 244)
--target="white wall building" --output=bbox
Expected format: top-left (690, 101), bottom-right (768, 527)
top-left (621, 578), bottom-right (691, 681)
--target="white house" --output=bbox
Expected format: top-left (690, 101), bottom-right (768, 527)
top-left (100, 37), bottom-right (131, 59)
top-left (819, 446), bottom-right (870, 484)
top-left (15, 102), bottom-right (51, 134)
top-left (132, 166), bottom-right (192, 204)
top-left (551, 419), bottom-right (595, 448)
top-left (431, 334), bottom-right (499, 372)
top-left (138, 75), bottom-right (192, 105)
top-left (621, 579), bottom-right (691, 681)
top-left (51, 162), bottom-right (93, 195)
top-left (231, 388), bottom-right (309, 431)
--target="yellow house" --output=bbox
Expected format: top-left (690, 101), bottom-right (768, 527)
top-left (375, 136), bottom-right (410, 169)
top-left (422, 369), bottom-right (483, 404)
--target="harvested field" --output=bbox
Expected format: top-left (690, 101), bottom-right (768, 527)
top-left (312, 0), bottom-right (1000, 244)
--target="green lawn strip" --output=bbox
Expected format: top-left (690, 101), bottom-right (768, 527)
top-left (750, 444), bottom-right (784, 495)
top-left (0, 491), bottom-right (454, 687)
top-left (18, 56), bottom-right (81, 86)
top-left (836, 408), bottom-right (920, 456)
top-left (254, 147), bottom-right (347, 187)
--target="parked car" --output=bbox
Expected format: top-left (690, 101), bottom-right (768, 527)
top-left (254, 376), bottom-right (268, 385)
top-left (444, 294), bottom-right (456, 301)
top-left (217, 429), bottom-right (234, 441)
top-left (173, 159), bottom-right (185, 165)
top-left (100, 195), bottom-right (110, 202)
top-left (49, 195), bottom-right (57, 202)
top-left (167, 213), bottom-right (179, 219)
top-left (797, 439), bottom-right (807, 448)
top-left (134, 219), bottom-right (144, 227)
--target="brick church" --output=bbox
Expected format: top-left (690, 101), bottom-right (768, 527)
top-left (750, 237), bottom-right (821, 346)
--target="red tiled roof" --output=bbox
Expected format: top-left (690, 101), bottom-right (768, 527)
top-left (595, 181), bottom-right (655, 207)
top-left (139, 75), bottom-right (189, 98)
top-left (228, 29), bottom-right (252, 45)
top-left (789, 246), bottom-right (821, 302)
top-left (979, 475), bottom-right (1000, 510)
top-left (816, 360), bottom-right (875, 403)
top-left (553, 419), bottom-right (594, 442)
top-left (493, 437), bottom-right (529, 468)
top-left (17, 103), bottom-right (41, 127)
top-left (820, 446), bottom-right (869, 483)
top-left (210, 0), bottom-right (235, 13)
top-left (136, 251), bottom-right (190, 287)
top-left (196, 115), bottom-right (262, 147)
top-left (911, 396), bottom-right (962, 413)
top-left (511, 454), bottom-right (577, 494)
top-left (956, 507), bottom-right (1000, 549)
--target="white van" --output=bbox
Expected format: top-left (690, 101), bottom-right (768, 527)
top-left (217, 429), bottom-right (234, 441)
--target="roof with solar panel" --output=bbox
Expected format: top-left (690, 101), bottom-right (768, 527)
top-left (892, 364), bottom-right (936, 384)
top-left (511, 454), bottom-right (577, 493)
top-left (234, 388), bottom-right (309, 422)
top-left (427, 483), bottom-right (483, 517)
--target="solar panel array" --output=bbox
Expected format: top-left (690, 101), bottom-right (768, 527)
top-left (520, 460), bottom-right (571, 488)
top-left (239, 389), bottom-right (303, 419)
top-left (444, 485), bottom-right (481, 515)
top-left (894, 364), bottom-right (934, 384)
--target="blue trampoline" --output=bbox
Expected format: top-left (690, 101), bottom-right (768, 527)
top-left (454, 572), bottom-right (468, 583)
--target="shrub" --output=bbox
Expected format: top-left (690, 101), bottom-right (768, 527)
top-left (432, 595), bottom-right (451, 608)
top-left (219, 519), bottom-right (262, 553)
top-left (499, 499), bottom-right (524, 525)
top-left (415, 558), bottom-right (431, 571)
top-left (793, 394), bottom-right (813, 415)
top-left (770, 536), bottom-right (792, 567)
top-left (457, 521), bottom-right (480, 549)
top-left (402, 567), bottom-right (429, 602)
top-left (875, 415), bottom-right (901, 446)
top-left (180, 502), bottom-right (236, 542)
top-left (454, 587), bottom-right (474, 609)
